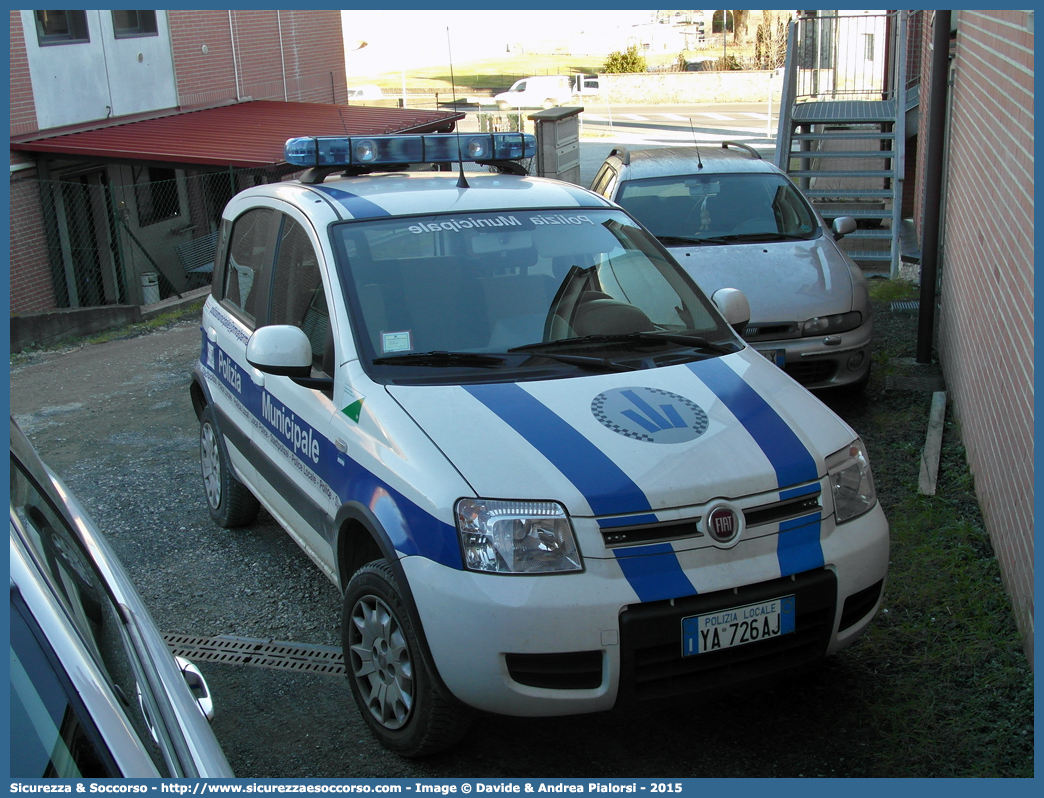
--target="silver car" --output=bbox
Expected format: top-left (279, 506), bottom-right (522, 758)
top-left (9, 417), bottom-right (233, 778)
top-left (590, 144), bottom-right (872, 391)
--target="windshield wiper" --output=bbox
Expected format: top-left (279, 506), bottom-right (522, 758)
top-left (655, 234), bottom-right (722, 246)
top-left (510, 332), bottom-right (734, 356)
top-left (371, 351), bottom-right (506, 367)
top-left (709, 232), bottom-right (812, 243)
top-left (519, 351), bottom-right (638, 372)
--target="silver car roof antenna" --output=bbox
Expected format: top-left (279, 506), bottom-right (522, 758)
top-left (688, 119), bottom-right (704, 169)
top-left (447, 28), bottom-right (470, 189)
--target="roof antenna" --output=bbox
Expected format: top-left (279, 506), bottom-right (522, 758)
top-left (687, 119), bottom-right (704, 169)
top-left (337, 108), bottom-right (350, 135)
top-left (447, 27), bottom-right (469, 189)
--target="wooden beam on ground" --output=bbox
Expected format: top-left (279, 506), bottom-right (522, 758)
top-left (918, 391), bottom-right (947, 495)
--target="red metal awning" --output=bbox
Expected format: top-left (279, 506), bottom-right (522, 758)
top-left (9, 100), bottom-right (464, 168)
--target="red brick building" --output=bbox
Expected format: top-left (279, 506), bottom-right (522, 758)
top-left (914, 11), bottom-right (1034, 665)
top-left (9, 10), bottom-right (455, 320)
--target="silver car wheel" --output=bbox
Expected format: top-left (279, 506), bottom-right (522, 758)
top-left (200, 421), bottom-right (222, 511)
top-left (348, 594), bottom-right (414, 730)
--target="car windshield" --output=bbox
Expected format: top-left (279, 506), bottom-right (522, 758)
top-left (330, 209), bottom-right (737, 383)
top-left (616, 173), bottom-right (820, 243)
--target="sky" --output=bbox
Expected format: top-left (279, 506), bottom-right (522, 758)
top-left (342, 9), bottom-right (657, 76)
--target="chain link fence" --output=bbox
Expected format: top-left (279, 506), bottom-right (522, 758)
top-left (18, 165), bottom-right (285, 311)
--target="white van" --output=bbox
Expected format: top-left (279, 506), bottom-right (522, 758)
top-left (495, 75), bottom-right (574, 109)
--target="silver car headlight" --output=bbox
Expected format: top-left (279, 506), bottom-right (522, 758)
top-left (802, 311), bottom-right (862, 336)
top-left (455, 498), bottom-right (582, 574)
top-left (826, 438), bottom-right (878, 523)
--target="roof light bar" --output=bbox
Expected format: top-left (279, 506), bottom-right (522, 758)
top-left (284, 133), bottom-right (536, 168)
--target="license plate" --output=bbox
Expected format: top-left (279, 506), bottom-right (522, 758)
top-left (756, 348), bottom-right (786, 368)
top-left (681, 595), bottom-right (795, 656)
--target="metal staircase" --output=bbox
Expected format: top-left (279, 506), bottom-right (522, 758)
top-left (775, 12), bottom-right (910, 277)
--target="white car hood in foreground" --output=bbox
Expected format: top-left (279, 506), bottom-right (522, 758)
top-left (388, 352), bottom-right (854, 519)
top-left (668, 237), bottom-right (855, 324)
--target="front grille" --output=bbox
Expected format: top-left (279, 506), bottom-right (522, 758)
top-left (505, 651), bottom-right (604, 690)
top-left (602, 491), bottom-right (820, 549)
top-left (839, 579), bottom-right (884, 631)
top-left (744, 322), bottom-right (800, 340)
top-left (618, 569), bottom-right (837, 702)
top-left (601, 518), bottom-right (702, 547)
top-left (785, 359), bottom-right (838, 385)
top-left (744, 492), bottom-right (821, 528)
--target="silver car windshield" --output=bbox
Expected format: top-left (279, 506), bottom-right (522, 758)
top-left (331, 209), bottom-right (734, 374)
top-left (616, 173), bottom-right (820, 242)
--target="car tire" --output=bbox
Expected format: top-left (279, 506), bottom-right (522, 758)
top-left (199, 406), bottom-right (259, 528)
top-left (342, 560), bottom-right (472, 757)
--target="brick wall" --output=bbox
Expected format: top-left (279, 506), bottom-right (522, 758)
top-left (169, 9), bottom-right (345, 107)
top-left (168, 10), bottom-right (240, 107)
top-left (10, 11), bottom-right (38, 135)
top-left (10, 170), bottom-right (58, 313)
top-left (936, 10), bottom-right (1035, 665)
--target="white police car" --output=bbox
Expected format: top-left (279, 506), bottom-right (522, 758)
top-left (190, 131), bottom-right (889, 757)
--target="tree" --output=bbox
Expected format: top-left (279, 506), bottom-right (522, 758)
top-left (754, 10), bottom-right (791, 69)
top-left (733, 10), bottom-right (750, 44)
top-left (603, 44), bottom-right (647, 74)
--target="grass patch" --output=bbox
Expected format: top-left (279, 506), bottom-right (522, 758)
top-left (812, 297), bottom-right (1034, 776)
top-left (353, 53), bottom-right (683, 94)
top-left (868, 276), bottom-right (919, 303)
top-left (845, 424), bottom-right (1033, 775)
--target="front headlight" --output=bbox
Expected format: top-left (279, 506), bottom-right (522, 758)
top-left (802, 311), bottom-right (862, 336)
top-left (455, 498), bottom-right (582, 574)
top-left (827, 438), bottom-right (878, 523)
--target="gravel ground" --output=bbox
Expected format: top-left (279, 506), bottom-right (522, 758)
top-left (9, 294), bottom-right (1030, 778)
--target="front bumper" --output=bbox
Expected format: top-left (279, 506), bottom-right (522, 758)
top-left (403, 502), bottom-right (888, 717)
top-left (750, 316), bottom-right (874, 389)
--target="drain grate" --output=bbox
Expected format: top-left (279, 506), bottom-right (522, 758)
top-left (891, 300), bottom-right (920, 313)
top-left (164, 633), bottom-right (345, 676)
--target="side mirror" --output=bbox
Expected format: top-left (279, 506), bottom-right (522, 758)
top-left (711, 287), bottom-right (750, 336)
top-left (832, 216), bottom-right (857, 240)
top-left (247, 325), bottom-right (312, 378)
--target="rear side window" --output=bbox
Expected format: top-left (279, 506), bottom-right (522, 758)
top-left (223, 207), bottom-right (276, 324)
